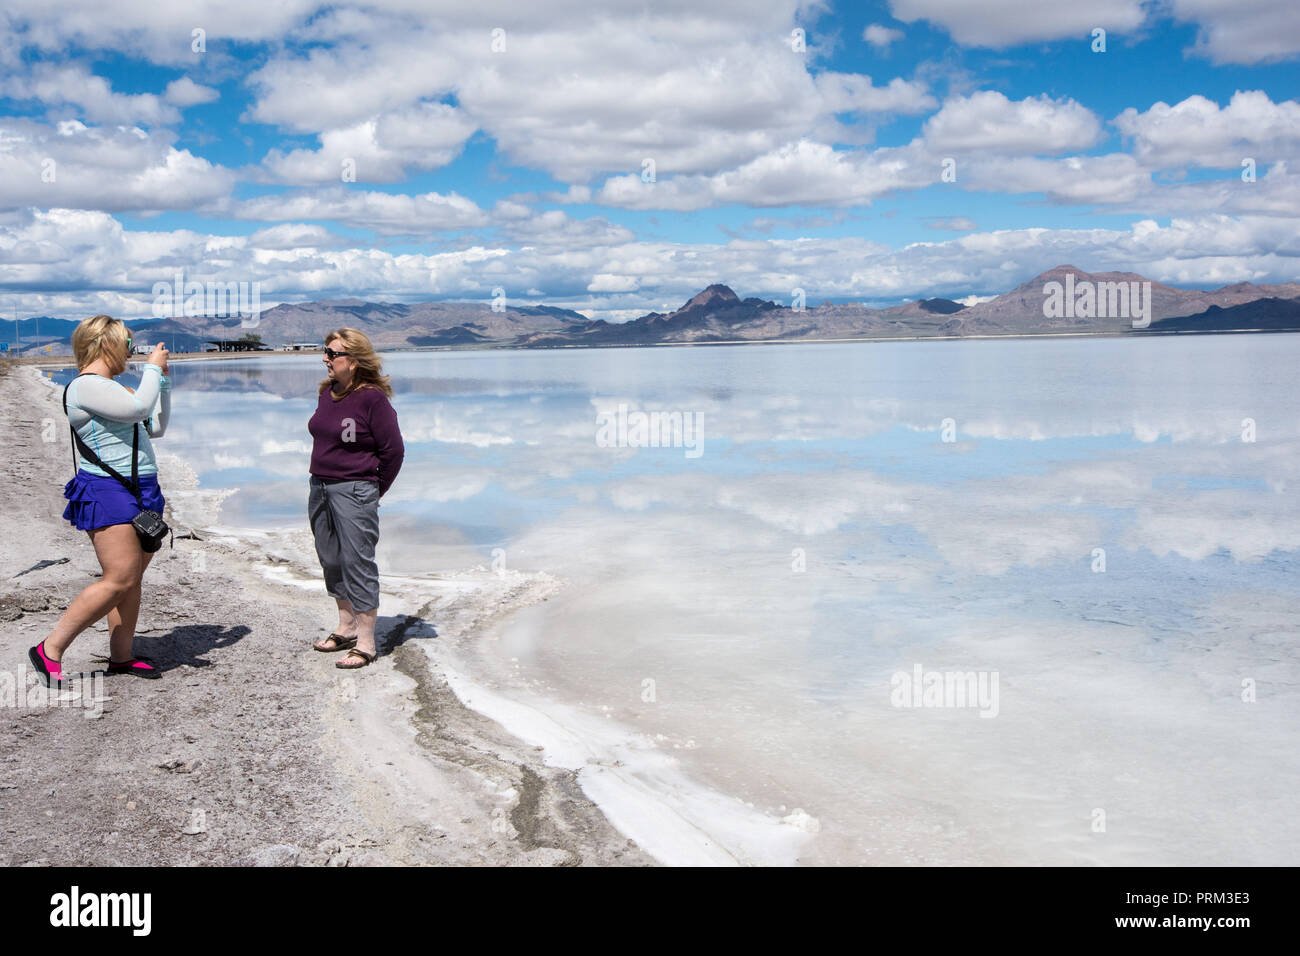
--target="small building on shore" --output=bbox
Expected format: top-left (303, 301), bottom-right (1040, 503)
top-left (203, 340), bottom-right (271, 352)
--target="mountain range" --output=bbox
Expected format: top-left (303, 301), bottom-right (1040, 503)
top-left (7, 266), bottom-right (1300, 356)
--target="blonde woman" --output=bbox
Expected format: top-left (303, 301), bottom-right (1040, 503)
top-left (307, 328), bottom-right (404, 668)
top-left (30, 315), bottom-right (171, 686)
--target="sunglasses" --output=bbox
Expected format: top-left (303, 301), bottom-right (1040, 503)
top-left (323, 347), bottom-right (349, 360)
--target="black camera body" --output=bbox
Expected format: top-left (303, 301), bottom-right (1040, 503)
top-left (132, 509), bottom-right (170, 553)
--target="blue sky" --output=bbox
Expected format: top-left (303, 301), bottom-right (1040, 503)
top-left (2, 0), bottom-right (1299, 320)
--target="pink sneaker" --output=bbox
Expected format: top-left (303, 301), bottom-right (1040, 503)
top-left (28, 642), bottom-right (64, 688)
top-left (105, 655), bottom-right (161, 679)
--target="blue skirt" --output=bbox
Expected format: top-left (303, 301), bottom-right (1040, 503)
top-left (63, 470), bottom-right (166, 532)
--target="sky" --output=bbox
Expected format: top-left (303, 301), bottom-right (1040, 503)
top-left (1, 0), bottom-right (1299, 322)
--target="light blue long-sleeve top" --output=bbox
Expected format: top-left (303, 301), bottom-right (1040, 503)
top-left (65, 364), bottom-right (171, 477)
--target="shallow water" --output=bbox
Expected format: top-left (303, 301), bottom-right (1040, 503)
top-left (50, 335), bottom-right (1300, 863)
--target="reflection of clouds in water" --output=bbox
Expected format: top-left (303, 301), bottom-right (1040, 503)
top-left (212, 452), bottom-right (257, 469)
top-left (831, 554), bottom-right (940, 595)
top-left (1129, 493), bottom-right (1300, 561)
top-left (502, 507), bottom-right (826, 657)
top-left (163, 435), bottom-right (308, 479)
top-left (929, 453), bottom-right (1300, 569)
top-left (721, 402), bottom-right (1290, 445)
top-left (378, 511), bottom-right (482, 574)
top-left (383, 475), bottom-right (487, 504)
top-left (386, 380), bottom-right (1296, 449)
top-left (551, 419), bottom-right (601, 441)
top-left (400, 405), bottom-right (517, 447)
top-left (588, 439), bottom-right (1298, 577)
top-left (208, 478), bottom-right (307, 525)
top-left (168, 399), bottom-right (1300, 578)
top-left (601, 470), bottom-right (1100, 576)
top-left (928, 508), bottom-right (1098, 577)
top-left (163, 339), bottom-right (1300, 584)
top-left (713, 473), bottom-right (902, 536)
top-left (959, 415), bottom-right (1273, 444)
top-left (261, 437), bottom-right (309, 454)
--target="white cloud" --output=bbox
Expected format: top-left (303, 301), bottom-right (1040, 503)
top-left (863, 24), bottom-right (904, 48)
top-left (3, 62), bottom-right (178, 126)
top-left (233, 2), bottom-right (940, 182)
top-left (453, 30), bottom-right (831, 180)
top-left (814, 73), bottom-right (937, 115)
top-left (588, 274), bottom-right (640, 293)
top-left (245, 35), bottom-right (464, 133)
top-left (1114, 91), bottom-right (1300, 168)
top-left (231, 187), bottom-right (635, 247)
top-left (491, 200), bottom-right (533, 221)
top-left (248, 223), bottom-right (349, 250)
top-left (1, 0), bottom-right (321, 64)
top-left (5, 205), bottom-right (1300, 323)
top-left (963, 153), bottom-right (1150, 204)
top-left (232, 187), bottom-right (490, 234)
top-left (163, 77), bottom-right (219, 107)
top-left (888, 0), bottom-right (1300, 63)
top-left (595, 139), bottom-right (930, 210)
top-left (580, 86), bottom-right (1300, 217)
top-left (1170, 0), bottom-right (1300, 64)
top-left (0, 118), bottom-right (235, 213)
top-left (257, 103), bottom-right (477, 184)
top-left (584, 92), bottom-right (1125, 212)
top-left (923, 91), bottom-right (1103, 154)
top-left (889, 0), bottom-right (1145, 47)
top-left (590, 97), bottom-right (1138, 213)
top-left (542, 185), bottom-right (593, 205)
top-left (925, 217), bottom-right (977, 231)
top-left (500, 210), bottom-right (636, 247)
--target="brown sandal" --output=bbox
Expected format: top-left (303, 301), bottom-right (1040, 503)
top-left (314, 633), bottom-right (357, 653)
top-left (336, 648), bottom-right (376, 669)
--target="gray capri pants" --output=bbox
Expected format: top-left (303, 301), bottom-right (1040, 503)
top-left (308, 475), bottom-right (381, 613)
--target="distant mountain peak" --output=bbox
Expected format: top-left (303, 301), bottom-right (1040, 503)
top-left (1034, 264), bottom-right (1087, 281)
top-left (918, 298), bottom-right (966, 315)
top-left (681, 284), bottom-right (740, 311)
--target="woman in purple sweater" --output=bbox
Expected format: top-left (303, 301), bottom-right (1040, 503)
top-left (307, 328), bottom-right (404, 668)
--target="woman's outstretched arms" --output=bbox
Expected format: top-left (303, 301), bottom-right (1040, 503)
top-left (144, 374), bottom-right (171, 437)
top-left (73, 364), bottom-right (164, 423)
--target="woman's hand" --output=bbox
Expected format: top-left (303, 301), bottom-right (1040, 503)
top-left (148, 342), bottom-right (168, 371)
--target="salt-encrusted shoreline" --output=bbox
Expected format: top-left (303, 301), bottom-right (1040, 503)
top-left (0, 362), bottom-right (652, 866)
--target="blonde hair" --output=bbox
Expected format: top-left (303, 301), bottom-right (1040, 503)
top-left (72, 315), bottom-right (129, 372)
top-left (317, 327), bottom-right (394, 398)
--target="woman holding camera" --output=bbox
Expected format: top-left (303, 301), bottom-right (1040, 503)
top-left (307, 328), bottom-right (404, 669)
top-left (29, 314), bottom-right (171, 686)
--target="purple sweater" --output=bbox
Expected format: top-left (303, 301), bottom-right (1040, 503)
top-left (308, 384), bottom-right (404, 497)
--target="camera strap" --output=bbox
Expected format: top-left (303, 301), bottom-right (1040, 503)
top-left (63, 372), bottom-right (143, 504)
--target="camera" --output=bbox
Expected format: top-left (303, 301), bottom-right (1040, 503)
top-left (132, 509), bottom-right (170, 553)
